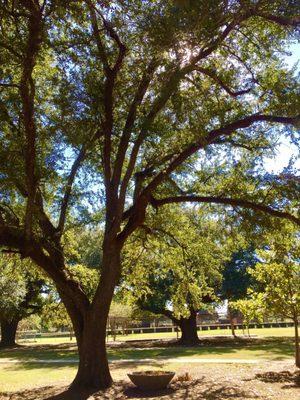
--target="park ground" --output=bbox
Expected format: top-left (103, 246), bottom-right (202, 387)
top-left (0, 327), bottom-right (299, 399)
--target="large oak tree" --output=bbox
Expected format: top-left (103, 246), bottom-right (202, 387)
top-left (0, 0), bottom-right (299, 395)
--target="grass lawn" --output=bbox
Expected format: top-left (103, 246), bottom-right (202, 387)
top-left (17, 326), bottom-right (295, 345)
top-left (0, 328), bottom-right (296, 393)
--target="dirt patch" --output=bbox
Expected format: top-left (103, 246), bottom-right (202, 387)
top-left (1, 362), bottom-right (299, 400)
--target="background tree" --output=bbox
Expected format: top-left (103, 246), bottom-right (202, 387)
top-left (124, 206), bottom-right (234, 345)
top-left (132, 272), bottom-right (215, 345)
top-left (0, 255), bottom-right (45, 347)
top-left (230, 298), bottom-right (264, 336)
top-left (249, 224), bottom-right (300, 367)
top-left (0, 0), bottom-right (299, 393)
top-left (220, 247), bottom-right (258, 336)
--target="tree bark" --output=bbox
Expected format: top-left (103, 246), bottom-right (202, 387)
top-left (0, 318), bottom-right (19, 348)
top-left (294, 317), bottom-right (300, 368)
top-left (177, 310), bottom-right (200, 346)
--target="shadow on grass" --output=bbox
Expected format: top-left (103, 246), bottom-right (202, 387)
top-left (0, 336), bottom-right (295, 369)
top-left (0, 342), bottom-right (78, 362)
top-left (4, 359), bottom-right (163, 374)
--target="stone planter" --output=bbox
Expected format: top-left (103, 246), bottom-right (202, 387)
top-left (128, 370), bottom-right (175, 391)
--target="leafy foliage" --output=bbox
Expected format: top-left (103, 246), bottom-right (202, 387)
top-left (250, 224), bottom-right (300, 321)
top-left (0, 254), bottom-right (45, 323)
top-left (124, 206), bottom-right (238, 318)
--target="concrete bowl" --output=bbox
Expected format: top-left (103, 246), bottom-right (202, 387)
top-left (128, 370), bottom-right (175, 391)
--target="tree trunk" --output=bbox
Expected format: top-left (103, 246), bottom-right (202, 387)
top-left (67, 243), bottom-right (121, 393)
top-left (228, 307), bottom-right (236, 338)
top-left (294, 317), bottom-right (300, 368)
top-left (177, 310), bottom-right (200, 346)
top-left (70, 312), bottom-right (112, 392)
top-left (0, 318), bottom-right (19, 347)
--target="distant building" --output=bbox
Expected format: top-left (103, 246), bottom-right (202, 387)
top-left (197, 309), bottom-right (219, 324)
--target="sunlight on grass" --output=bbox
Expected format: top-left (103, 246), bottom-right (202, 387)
top-left (17, 326), bottom-right (294, 346)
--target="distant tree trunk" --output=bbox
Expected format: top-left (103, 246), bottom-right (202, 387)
top-left (0, 318), bottom-right (19, 348)
top-left (177, 309), bottom-right (200, 346)
top-left (294, 317), bottom-right (300, 368)
top-left (228, 307), bottom-right (236, 338)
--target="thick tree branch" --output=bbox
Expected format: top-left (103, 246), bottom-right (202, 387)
top-left (113, 58), bottom-right (159, 197)
top-left (151, 195), bottom-right (300, 226)
top-left (0, 224), bottom-right (90, 314)
top-left (257, 13), bottom-right (300, 27)
top-left (18, 2), bottom-right (43, 239)
top-left (120, 6), bottom-right (299, 201)
top-left (88, 1), bottom-right (126, 73)
top-left (86, 1), bottom-right (126, 198)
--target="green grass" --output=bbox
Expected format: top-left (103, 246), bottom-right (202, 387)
top-left (0, 363), bottom-right (77, 392)
top-left (17, 326), bottom-right (295, 345)
top-left (108, 326), bottom-right (295, 341)
top-left (0, 327), bottom-right (296, 393)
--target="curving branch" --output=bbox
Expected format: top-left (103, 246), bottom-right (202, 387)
top-left (0, 41), bottom-right (22, 59)
top-left (57, 145), bottom-right (89, 235)
top-left (195, 67), bottom-right (253, 97)
top-left (151, 195), bottom-right (300, 226)
top-left (142, 114), bottom-right (300, 196)
top-left (119, 113), bottom-right (299, 241)
top-left (0, 82), bottom-right (19, 88)
top-left (57, 129), bottom-right (104, 235)
top-left (87, 1), bottom-right (110, 73)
